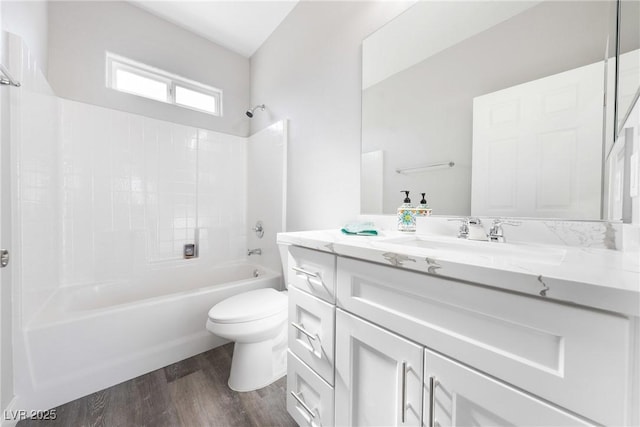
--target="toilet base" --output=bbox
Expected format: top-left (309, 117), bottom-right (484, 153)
top-left (228, 337), bottom-right (287, 392)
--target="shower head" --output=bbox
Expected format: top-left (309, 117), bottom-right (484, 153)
top-left (246, 104), bottom-right (265, 118)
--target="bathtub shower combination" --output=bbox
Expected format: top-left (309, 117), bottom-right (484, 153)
top-left (7, 33), bottom-right (288, 411)
top-left (23, 263), bottom-right (281, 410)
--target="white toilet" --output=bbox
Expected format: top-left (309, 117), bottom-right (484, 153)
top-left (206, 287), bottom-right (288, 392)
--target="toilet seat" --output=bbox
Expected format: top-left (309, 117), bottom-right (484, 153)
top-left (208, 288), bottom-right (287, 324)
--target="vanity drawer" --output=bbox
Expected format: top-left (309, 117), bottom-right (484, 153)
top-left (287, 350), bottom-right (334, 427)
top-left (288, 246), bottom-right (336, 303)
top-left (337, 257), bottom-right (630, 427)
top-left (289, 286), bottom-right (335, 385)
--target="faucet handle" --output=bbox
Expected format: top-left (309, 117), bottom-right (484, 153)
top-left (448, 217), bottom-right (470, 238)
top-left (251, 221), bottom-right (264, 238)
top-left (467, 217), bottom-right (482, 225)
top-left (488, 219), bottom-right (521, 242)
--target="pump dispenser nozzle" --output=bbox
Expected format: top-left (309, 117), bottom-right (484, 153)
top-left (420, 193), bottom-right (427, 205)
top-left (402, 190), bottom-right (411, 203)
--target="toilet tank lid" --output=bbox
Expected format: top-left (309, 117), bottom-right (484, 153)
top-left (208, 288), bottom-right (287, 324)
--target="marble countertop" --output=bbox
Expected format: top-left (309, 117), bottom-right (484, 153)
top-left (277, 229), bottom-right (640, 317)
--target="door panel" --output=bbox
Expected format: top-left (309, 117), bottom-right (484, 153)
top-left (424, 349), bottom-right (596, 427)
top-left (472, 60), bottom-right (604, 219)
top-left (335, 309), bottom-right (423, 426)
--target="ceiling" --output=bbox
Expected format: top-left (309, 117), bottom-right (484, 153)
top-left (130, 1), bottom-right (299, 58)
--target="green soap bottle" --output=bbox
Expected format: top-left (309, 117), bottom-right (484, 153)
top-left (397, 191), bottom-right (416, 232)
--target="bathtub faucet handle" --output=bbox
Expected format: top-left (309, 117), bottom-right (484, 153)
top-left (247, 248), bottom-right (262, 256)
top-left (252, 221), bottom-right (264, 238)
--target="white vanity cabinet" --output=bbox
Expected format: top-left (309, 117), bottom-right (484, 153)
top-left (286, 246), bottom-right (337, 427)
top-left (336, 257), bottom-right (631, 426)
top-left (283, 244), bottom-right (637, 427)
top-left (335, 310), bottom-right (423, 426)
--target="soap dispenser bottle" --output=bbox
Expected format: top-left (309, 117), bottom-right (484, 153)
top-left (397, 191), bottom-right (416, 232)
top-left (416, 193), bottom-right (432, 217)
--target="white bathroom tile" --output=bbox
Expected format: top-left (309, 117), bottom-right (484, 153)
top-left (20, 91), bottom-right (252, 303)
top-left (229, 234), bottom-right (248, 261)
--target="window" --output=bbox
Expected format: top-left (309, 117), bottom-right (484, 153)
top-left (106, 52), bottom-right (222, 116)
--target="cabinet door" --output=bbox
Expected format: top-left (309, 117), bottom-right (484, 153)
top-left (335, 310), bottom-right (423, 426)
top-left (423, 349), bottom-right (596, 427)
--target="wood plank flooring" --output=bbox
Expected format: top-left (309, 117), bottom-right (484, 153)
top-left (18, 343), bottom-right (296, 427)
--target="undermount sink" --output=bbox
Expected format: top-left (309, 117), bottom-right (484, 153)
top-left (377, 235), bottom-right (567, 265)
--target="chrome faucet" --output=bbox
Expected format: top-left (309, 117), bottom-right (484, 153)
top-left (247, 248), bottom-right (262, 256)
top-left (449, 217), bottom-right (487, 241)
top-left (488, 219), bottom-right (520, 243)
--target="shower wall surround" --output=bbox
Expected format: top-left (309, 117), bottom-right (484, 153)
top-left (247, 120), bottom-right (287, 273)
top-left (8, 34), bottom-right (60, 327)
top-left (59, 100), bottom-right (247, 287)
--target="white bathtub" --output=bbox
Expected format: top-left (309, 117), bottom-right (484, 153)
top-left (21, 262), bottom-right (282, 411)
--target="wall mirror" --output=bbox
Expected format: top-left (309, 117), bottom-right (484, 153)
top-left (616, 0), bottom-right (640, 136)
top-left (361, 0), bottom-right (623, 220)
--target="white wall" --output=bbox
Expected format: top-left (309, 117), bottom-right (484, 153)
top-left (249, 1), bottom-right (413, 231)
top-left (1, 1), bottom-right (48, 74)
top-left (629, 101), bottom-right (640, 226)
top-left (247, 120), bottom-right (287, 273)
top-left (609, 95), bottom-right (640, 225)
top-left (48, 1), bottom-right (250, 136)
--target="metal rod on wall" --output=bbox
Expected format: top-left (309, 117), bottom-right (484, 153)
top-left (396, 161), bottom-right (455, 174)
top-left (0, 64), bottom-right (21, 87)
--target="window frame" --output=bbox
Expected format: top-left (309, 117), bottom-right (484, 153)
top-left (105, 52), bottom-right (223, 117)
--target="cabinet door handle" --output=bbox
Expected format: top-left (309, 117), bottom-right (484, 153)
top-left (292, 266), bottom-right (319, 278)
top-left (291, 322), bottom-right (317, 342)
top-left (401, 361), bottom-right (407, 423)
top-left (429, 376), bottom-right (439, 427)
top-left (290, 391), bottom-right (317, 419)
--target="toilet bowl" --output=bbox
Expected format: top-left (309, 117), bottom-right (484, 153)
top-left (206, 287), bottom-right (288, 392)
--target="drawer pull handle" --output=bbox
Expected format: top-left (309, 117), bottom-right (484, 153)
top-left (290, 391), bottom-right (317, 419)
top-left (292, 322), bottom-right (322, 359)
top-left (291, 322), bottom-right (318, 342)
top-left (429, 376), bottom-right (439, 427)
top-left (292, 266), bottom-right (320, 278)
top-left (401, 361), bottom-right (407, 423)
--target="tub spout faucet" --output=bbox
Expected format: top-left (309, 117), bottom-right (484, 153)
top-left (247, 248), bottom-right (262, 256)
